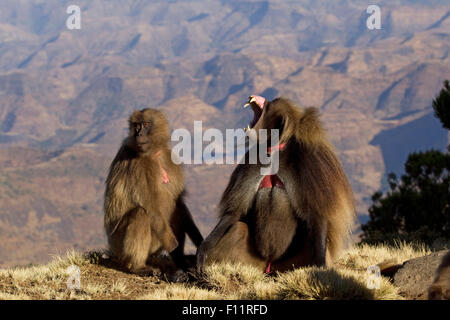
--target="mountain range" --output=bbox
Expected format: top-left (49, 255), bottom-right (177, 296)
top-left (0, 0), bottom-right (449, 267)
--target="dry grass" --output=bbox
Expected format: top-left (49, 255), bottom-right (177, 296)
top-left (0, 242), bottom-right (437, 300)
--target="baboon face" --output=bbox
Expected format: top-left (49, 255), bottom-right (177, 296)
top-left (128, 108), bottom-right (170, 153)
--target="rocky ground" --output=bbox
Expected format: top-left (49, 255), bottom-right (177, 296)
top-left (0, 242), bottom-right (446, 300)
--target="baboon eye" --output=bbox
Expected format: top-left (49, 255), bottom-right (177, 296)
top-left (143, 122), bottom-right (150, 128)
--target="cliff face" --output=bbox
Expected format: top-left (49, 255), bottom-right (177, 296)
top-left (0, 0), bottom-right (449, 267)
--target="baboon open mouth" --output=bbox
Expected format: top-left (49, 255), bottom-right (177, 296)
top-left (249, 103), bottom-right (263, 128)
top-left (244, 95), bottom-right (266, 131)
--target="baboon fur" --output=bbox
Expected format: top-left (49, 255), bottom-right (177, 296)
top-left (197, 97), bottom-right (355, 272)
top-left (104, 108), bottom-right (203, 278)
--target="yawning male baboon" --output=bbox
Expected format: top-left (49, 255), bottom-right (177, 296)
top-left (197, 96), bottom-right (355, 273)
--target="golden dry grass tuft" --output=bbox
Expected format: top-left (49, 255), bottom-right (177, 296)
top-left (0, 242), bottom-right (438, 300)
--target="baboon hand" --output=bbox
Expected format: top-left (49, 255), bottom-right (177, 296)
top-left (165, 269), bottom-right (189, 283)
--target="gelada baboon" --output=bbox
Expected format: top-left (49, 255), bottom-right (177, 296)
top-left (428, 250), bottom-right (450, 300)
top-left (104, 108), bottom-right (203, 281)
top-left (196, 96), bottom-right (355, 273)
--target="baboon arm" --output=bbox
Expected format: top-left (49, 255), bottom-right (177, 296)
top-left (196, 213), bottom-right (240, 272)
top-left (313, 222), bottom-right (327, 267)
top-left (177, 199), bottom-right (204, 247)
top-left (195, 163), bottom-right (260, 272)
top-left (148, 207), bottom-right (179, 253)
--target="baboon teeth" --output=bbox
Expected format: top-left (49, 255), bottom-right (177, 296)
top-left (243, 103), bottom-right (250, 108)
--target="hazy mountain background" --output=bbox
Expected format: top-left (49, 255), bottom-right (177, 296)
top-left (0, 0), bottom-right (449, 267)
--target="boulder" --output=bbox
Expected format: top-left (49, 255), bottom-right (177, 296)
top-left (393, 250), bottom-right (449, 300)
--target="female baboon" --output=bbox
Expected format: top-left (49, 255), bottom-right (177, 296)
top-left (104, 108), bottom-right (203, 281)
top-left (197, 96), bottom-right (356, 273)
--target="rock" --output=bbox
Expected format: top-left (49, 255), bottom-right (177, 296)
top-left (393, 250), bottom-right (450, 300)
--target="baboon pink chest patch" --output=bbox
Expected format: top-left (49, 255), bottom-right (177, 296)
top-left (258, 174), bottom-right (284, 189)
top-left (258, 143), bottom-right (286, 190)
top-left (153, 151), bottom-right (170, 184)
